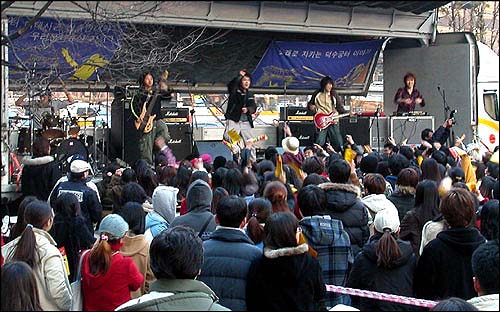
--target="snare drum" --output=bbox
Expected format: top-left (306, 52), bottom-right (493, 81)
top-left (42, 114), bottom-right (65, 140)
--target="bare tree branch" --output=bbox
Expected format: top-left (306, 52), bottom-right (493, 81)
top-left (7, 1), bottom-right (53, 41)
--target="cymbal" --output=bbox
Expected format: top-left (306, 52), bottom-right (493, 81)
top-left (42, 128), bottom-right (65, 139)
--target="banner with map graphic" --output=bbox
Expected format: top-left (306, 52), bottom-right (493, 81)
top-left (252, 40), bottom-right (384, 90)
top-left (7, 16), bottom-right (123, 81)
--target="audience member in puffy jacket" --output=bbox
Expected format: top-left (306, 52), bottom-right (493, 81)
top-left (199, 195), bottom-right (262, 310)
top-left (414, 189), bottom-right (486, 300)
top-left (247, 212), bottom-right (326, 311)
top-left (170, 179), bottom-right (216, 240)
top-left (320, 159), bottom-right (369, 256)
top-left (298, 184), bottom-right (354, 308)
top-left (348, 209), bottom-right (417, 311)
top-left (21, 136), bottom-right (62, 201)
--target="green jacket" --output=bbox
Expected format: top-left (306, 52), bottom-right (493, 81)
top-left (117, 279), bottom-right (230, 311)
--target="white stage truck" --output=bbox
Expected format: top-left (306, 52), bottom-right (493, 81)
top-left (383, 32), bottom-right (498, 152)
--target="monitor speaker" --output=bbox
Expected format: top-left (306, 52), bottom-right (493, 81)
top-left (390, 116), bottom-right (434, 146)
top-left (339, 116), bottom-right (389, 148)
top-left (195, 140), bottom-right (233, 161)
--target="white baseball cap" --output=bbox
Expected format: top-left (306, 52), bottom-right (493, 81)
top-left (374, 209), bottom-right (400, 233)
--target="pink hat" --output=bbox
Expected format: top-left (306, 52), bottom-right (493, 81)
top-left (190, 157), bottom-right (203, 167)
top-left (200, 153), bottom-right (212, 164)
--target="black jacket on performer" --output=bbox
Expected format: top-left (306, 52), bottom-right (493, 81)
top-left (414, 227), bottom-right (485, 300)
top-left (224, 75), bottom-right (256, 128)
top-left (347, 234), bottom-right (417, 311)
top-left (21, 155), bottom-right (62, 201)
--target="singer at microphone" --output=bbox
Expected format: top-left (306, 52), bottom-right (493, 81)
top-left (393, 72), bottom-right (425, 113)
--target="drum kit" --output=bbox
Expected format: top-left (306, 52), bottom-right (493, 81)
top-left (8, 109), bottom-right (107, 174)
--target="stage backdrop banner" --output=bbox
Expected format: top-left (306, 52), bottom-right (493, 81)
top-left (252, 40), bottom-right (384, 90)
top-left (7, 16), bottom-right (123, 81)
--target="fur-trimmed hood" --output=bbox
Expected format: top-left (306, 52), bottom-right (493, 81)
top-left (394, 185), bottom-right (416, 196)
top-left (21, 155), bottom-right (55, 166)
top-left (264, 243), bottom-right (308, 259)
top-left (319, 182), bottom-right (361, 197)
top-left (319, 182), bottom-right (362, 212)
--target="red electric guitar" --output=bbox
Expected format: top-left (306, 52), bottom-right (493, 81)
top-left (314, 112), bottom-right (350, 130)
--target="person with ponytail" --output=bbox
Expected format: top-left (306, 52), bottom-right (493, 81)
top-left (347, 209), bottom-right (417, 311)
top-left (263, 181), bottom-right (289, 213)
top-left (81, 214), bottom-right (143, 311)
top-left (245, 198), bottom-right (272, 249)
top-left (1, 200), bottom-right (72, 311)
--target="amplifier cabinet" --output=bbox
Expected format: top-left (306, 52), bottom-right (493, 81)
top-left (390, 116), bottom-right (434, 146)
top-left (339, 117), bottom-right (389, 148)
top-left (277, 122), bottom-right (316, 147)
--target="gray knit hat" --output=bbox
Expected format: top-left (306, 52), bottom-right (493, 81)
top-left (96, 214), bottom-right (129, 239)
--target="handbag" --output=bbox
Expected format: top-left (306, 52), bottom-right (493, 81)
top-left (70, 249), bottom-right (90, 311)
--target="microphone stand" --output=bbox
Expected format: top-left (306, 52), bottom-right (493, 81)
top-left (368, 106), bottom-right (381, 152)
top-left (187, 81), bottom-right (196, 156)
top-left (437, 86), bottom-right (454, 147)
top-left (375, 106), bottom-right (381, 152)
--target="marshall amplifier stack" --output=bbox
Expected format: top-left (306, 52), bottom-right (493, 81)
top-left (161, 107), bottom-right (192, 160)
top-left (277, 107), bottom-right (315, 146)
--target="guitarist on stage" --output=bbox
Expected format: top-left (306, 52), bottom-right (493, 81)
top-left (131, 71), bottom-right (171, 165)
top-left (224, 69), bottom-right (257, 160)
top-left (307, 76), bottom-right (348, 152)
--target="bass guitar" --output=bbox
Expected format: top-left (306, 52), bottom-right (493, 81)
top-left (135, 92), bottom-right (159, 134)
top-left (314, 112), bottom-right (350, 130)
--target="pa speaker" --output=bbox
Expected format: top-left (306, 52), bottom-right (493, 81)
top-left (390, 116), bottom-right (434, 146)
top-left (339, 116), bottom-right (389, 148)
top-left (276, 122), bottom-right (315, 147)
top-left (110, 97), bottom-right (141, 165)
top-left (166, 124), bottom-right (192, 161)
top-left (195, 140), bottom-right (233, 161)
